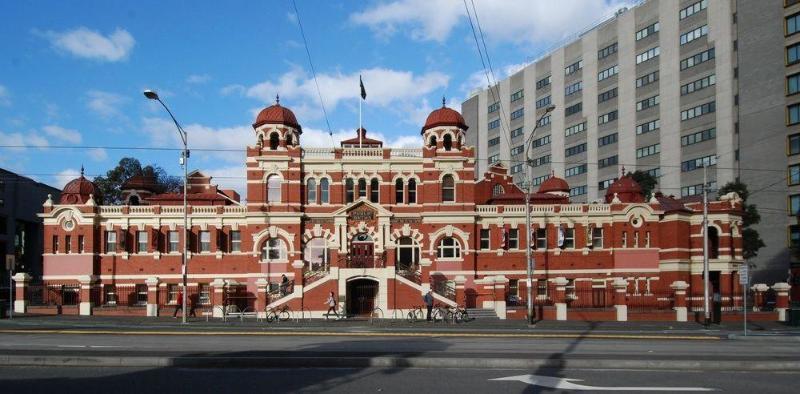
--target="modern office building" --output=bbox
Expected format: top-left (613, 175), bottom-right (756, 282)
top-left (463, 0), bottom-right (795, 284)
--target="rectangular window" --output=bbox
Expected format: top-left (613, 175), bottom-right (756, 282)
top-left (598, 88), bottom-right (618, 103)
top-left (636, 70), bottom-right (659, 88)
top-left (488, 101), bottom-right (500, 113)
top-left (538, 114), bottom-right (551, 127)
top-left (790, 103), bottom-right (800, 125)
top-left (508, 229), bottom-right (519, 249)
top-left (598, 133), bottom-right (618, 147)
top-left (598, 42), bottom-right (618, 59)
top-left (565, 122), bottom-right (586, 137)
top-left (200, 231), bottom-right (210, 252)
top-left (78, 235), bottom-right (85, 253)
top-left (137, 231), bottom-right (147, 253)
top-left (488, 154), bottom-right (500, 164)
top-left (681, 74), bottom-right (716, 95)
top-left (532, 175), bottom-right (549, 186)
top-left (168, 231), bottom-right (179, 253)
top-left (636, 46), bottom-right (660, 64)
top-left (167, 284), bottom-right (179, 304)
top-left (569, 185), bottom-right (587, 197)
top-left (230, 230), bottom-right (241, 252)
top-left (598, 178), bottom-right (616, 190)
top-left (681, 154), bottom-right (717, 172)
top-left (488, 119), bottom-right (500, 129)
top-left (510, 89), bottom-right (524, 102)
top-left (592, 228), bottom-right (604, 248)
top-left (488, 136), bottom-right (501, 146)
top-left (565, 164), bottom-right (587, 177)
top-left (789, 134), bottom-right (800, 155)
top-left (790, 195), bottom-right (800, 216)
top-left (564, 59), bottom-right (583, 75)
top-left (565, 143), bottom-right (587, 157)
top-left (106, 231), bottom-right (117, 253)
top-left (510, 127), bottom-right (524, 139)
top-left (510, 145), bottom-right (524, 156)
top-left (536, 75), bottom-right (551, 89)
top-left (536, 95), bottom-right (551, 109)
top-left (636, 143), bottom-right (660, 158)
top-left (561, 228), bottom-right (575, 249)
top-left (681, 128), bottom-right (716, 146)
top-left (536, 228), bottom-right (547, 249)
top-left (64, 235), bottom-right (71, 254)
top-left (537, 279), bottom-right (548, 296)
top-left (636, 22), bottom-right (659, 41)
top-left (681, 101), bottom-right (716, 121)
top-left (788, 12), bottom-right (800, 36)
top-left (565, 81), bottom-right (583, 96)
top-left (531, 154), bottom-right (551, 167)
top-left (680, 25), bottom-right (708, 45)
top-left (647, 167), bottom-right (661, 178)
top-left (680, 48), bottom-right (715, 70)
top-left (598, 110), bottom-right (618, 125)
top-left (199, 284), bottom-right (211, 305)
top-left (636, 119), bottom-right (660, 135)
top-left (510, 108), bottom-right (524, 120)
top-left (565, 102), bottom-right (582, 116)
top-left (636, 95), bottom-right (659, 111)
top-left (598, 155), bottom-right (618, 168)
top-left (790, 164), bottom-right (800, 185)
top-left (681, 182), bottom-right (715, 197)
top-left (789, 73), bottom-right (800, 95)
top-left (510, 164), bottom-right (523, 174)
top-left (680, 0), bottom-right (707, 20)
top-left (135, 284), bottom-right (147, 305)
top-left (532, 135), bottom-right (551, 148)
top-left (598, 65), bottom-right (619, 81)
top-left (480, 229), bottom-right (490, 250)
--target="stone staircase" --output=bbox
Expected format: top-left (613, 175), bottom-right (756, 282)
top-left (466, 308), bottom-right (500, 320)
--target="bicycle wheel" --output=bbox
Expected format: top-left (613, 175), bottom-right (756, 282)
top-left (460, 310), bottom-right (469, 322)
top-left (454, 310), bottom-right (464, 323)
top-left (266, 311), bottom-right (276, 323)
top-left (406, 310), bottom-right (416, 323)
top-left (279, 309), bottom-right (290, 322)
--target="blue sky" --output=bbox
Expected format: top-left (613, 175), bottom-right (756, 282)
top-left (0, 0), bottom-right (630, 197)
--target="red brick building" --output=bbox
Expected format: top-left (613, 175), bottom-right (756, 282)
top-left (16, 100), bottom-right (792, 321)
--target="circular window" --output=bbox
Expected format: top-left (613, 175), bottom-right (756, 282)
top-left (62, 219), bottom-right (75, 232)
top-left (630, 216), bottom-right (642, 228)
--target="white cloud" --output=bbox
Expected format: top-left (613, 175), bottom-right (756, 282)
top-left (220, 84), bottom-right (246, 96)
top-left (141, 117), bottom-right (251, 163)
top-left (42, 125), bottom-right (81, 144)
top-left (202, 165), bottom-right (247, 201)
top-left (0, 130), bottom-right (49, 151)
top-left (54, 168), bottom-right (83, 189)
top-left (186, 74), bottom-right (211, 84)
top-left (300, 127), bottom-right (421, 149)
top-left (87, 148), bottom-right (108, 161)
top-left (42, 27), bottom-right (135, 62)
top-left (351, 0), bottom-right (632, 46)
top-left (0, 85), bottom-right (10, 106)
top-left (86, 90), bottom-right (127, 119)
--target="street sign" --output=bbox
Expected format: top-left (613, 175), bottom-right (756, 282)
top-left (4, 255), bottom-right (14, 271)
top-left (739, 264), bottom-right (748, 285)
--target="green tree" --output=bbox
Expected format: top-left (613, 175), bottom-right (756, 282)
top-left (717, 181), bottom-right (765, 260)
top-left (629, 170), bottom-right (658, 199)
top-left (93, 157), bottom-right (182, 204)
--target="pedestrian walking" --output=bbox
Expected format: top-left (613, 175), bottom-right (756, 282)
top-left (423, 290), bottom-right (433, 321)
top-left (172, 289), bottom-right (183, 318)
top-left (325, 291), bottom-right (338, 318)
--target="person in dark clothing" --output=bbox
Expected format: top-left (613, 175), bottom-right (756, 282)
top-left (423, 290), bottom-right (434, 321)
top-left (172, 290), bottom-right (183, 318)
top-left (280, 274), bottom-right (290, 296)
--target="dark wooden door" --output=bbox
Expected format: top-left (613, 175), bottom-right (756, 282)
top-left (347, 279), bottom-right (378, 316)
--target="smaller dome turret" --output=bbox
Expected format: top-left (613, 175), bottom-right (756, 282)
top-left (60, 166), bottom-right (100, 205)
top-left (253, 95), bottom-right (302, 132)
top-left (421, 98), bottom-right (468, 134)
top-left (538, 173), bottom-right (570, 196)
top-left (605, 168), bottom-right (645, 203)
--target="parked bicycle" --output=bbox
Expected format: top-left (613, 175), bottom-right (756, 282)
top-left (406, 305), bottom-right (425, 322)
top-left (369, 307), bottom-right (384, 324)
top-left (431, 303), bottom-right (449, 323)
top-left (447, 305), bottom-right (470, 323)
top-left (266, 305), bottom-right (291, 322)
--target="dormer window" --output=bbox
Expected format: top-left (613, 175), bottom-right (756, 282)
top-left (492, 184), bottom-right (504, 197)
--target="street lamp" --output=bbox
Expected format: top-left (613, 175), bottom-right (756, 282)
top-left (144, 89), bottom-right (189, 324)
top-left (524, 104), bottom-right (556, 325)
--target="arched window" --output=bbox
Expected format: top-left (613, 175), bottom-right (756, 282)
top-left (492, 184), bottom-right (504, 197)
top-left (304, 238), bottom-right (328, 272)
top-left (437, 237), bottom-right (461, 259)
top-left (128, 195), bottom-right (140, 206)
top-left (257, 134), bottom-right (264, 147)
top-left (267, 175), bottom-right (281, 203)
top-left (408, 178), bottom-right (417, 204)
top-left (285, 133), bottom-right (293, 146)
top-left (358, 178), bottom-right (367, 199)
top-left (370, 178), bottom-right (380, 203)
top-left (708, 226), bottom-right (719, 259)
top-left (395, 178), bottom-right (404, 204)
top-left (442, 174), bottom-right (455, 202)
top-left (429, 135), bottom-right (437, 148)
top-left (345, 178), bottom-right (354, 203)
top-left (269, 132), bottom-right (280, 150)
top-left (396, 237), bottom-right (420, 271)
top-left (320, 178), bottom-right (330, 204)
top-left (306, 178), bottom-right (317, 204)
top-left (443, 134), bottom-right (453, 151)
top-left (261, 238), bottom-right (286, 261)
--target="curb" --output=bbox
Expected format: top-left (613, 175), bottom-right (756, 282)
top-left (1, 355), bottom-right (798, 371)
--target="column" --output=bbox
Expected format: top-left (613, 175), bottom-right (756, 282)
top-left (256, 278), bottom-right (269, 319)
top-left (612, 278), bottom-right (628, 322)
top-left (211, 278), bottom-right (226, 318)
top-left (554, 277), bottom-right (568, 321)
top-left (671, 280), bottom-right (689, 322)
top-left (454, 275), bottom-right (467, 306)
top-left (419, 259), bottom-right (432, 292)
top-left (145, 277), bottom-right (159, 317)
top-left (751, 283), bottom-right (768, 311)
top-left (493, 275), bottom-right (507, 320)
top-left (292, 260), bottom-right (304, 295)
top-left (12, 272), bottom-right (31, 314)
top-left (77, 275), bottom-right (95, 316)
top-left (772, 282), bottom-right (791, 322)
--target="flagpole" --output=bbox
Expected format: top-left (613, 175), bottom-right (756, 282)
top-left (359, 94), bottom-right (362, 148)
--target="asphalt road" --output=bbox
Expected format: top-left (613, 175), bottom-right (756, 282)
top-left (0, 366), bottom-right (795, 393)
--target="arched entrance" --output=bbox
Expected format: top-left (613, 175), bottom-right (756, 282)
top-left (346, 278), bottom-right (378, 316)
top-left (350, 233), bottom-right (374, 268)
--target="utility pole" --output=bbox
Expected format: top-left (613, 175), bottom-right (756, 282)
top-left (702, 164), bottom-right (710, 326)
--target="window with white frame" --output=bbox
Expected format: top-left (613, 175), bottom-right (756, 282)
top-left (261, 238), bottom-right (286, 261)
top-left (198, 284), bottom-right (210, 305)
top-left (200, 231), bottom-right (210, 253)
top-left (106, 231), bottom-right (117, 253)
top-left (480, 229), bottom-right (490, 250)
top-left (168, 231), bottom-right (179, 253)
top-left (508, 229), bottom-right (519, 249)
top-left (267, 175), bottom-right (281, 203)
top-left (167, 284), bottom-right (179, 304)
top-left (592, 227), bottom-right (603, 248)
top-left (536, 228), bottom-right (547, 249)
top-left (307, 178), bottom-right (317, 204)
top-left (346, 178), bottom-right (355, 203)
top-left (561, 228), bottom-right (575, 249)
top-left (137, 231), bottom-right (147, 253)
top-left (304, 237), bottom-right (328, 272)
top-left (370, 178), bottom-right (380, 203)
top-left (319, 178), bottom-right (329, 203)
top-left (230, 230), bottom-right (241, 252)
top-left (492, 184), bottom-right (505, 197)
top-left (395, 179), bottom-right (404, 204)
top-left (358, 178), bottom-right (367, 199)
top-left (408, 179), bottom-right (417, 204)
top-left (636, 46), bottom-right (660, 64)
top-left (396, 237), bottom-right (420, 270)
top-left (437, 237), bottom-right (461, 259)
top-left (442, 175), bottom-right (455, 202)
top-left (680, 25), bottom-right (708, 45)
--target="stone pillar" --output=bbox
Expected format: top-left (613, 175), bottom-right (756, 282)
top-left (751, 283), bottom-right (768, 311)
top-left (292, 260), bottom-right (305, 294)
top-left (77, 275), bottom-right (95, 316)
top-left (211, 278), bottom-right (226, 318)
top-left (554, 277), bottom-right (568, 321)
top-left (145, 277), bottom-right (159, 317)
top-left (12, 273), bottom-right (31, 314)
top-left (493, 275), bottom-right (507, 320)
top-left (671, 281), bottom-right (689, 322)
top-left (772, 282), bottom-right (791, 322)
top-left (454, 275), bottom-right (467, 306)
top-left (612, 278), bottom-right (628, 322)
top-left (419, 259), bottom-right (433, 292)
top-left (256, 278), bottom-right (269, 319)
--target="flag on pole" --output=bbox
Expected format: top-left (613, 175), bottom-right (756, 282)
top-left (360, 75), bottom-right (367, 100)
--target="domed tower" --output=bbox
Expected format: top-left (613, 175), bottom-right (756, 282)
top-left (59, 167), bottom-right (100, 205)
top-left (252, 95), bottom-right (302, 150)
top-left (421, 98), bottom-right (468, 151)
top-left (605, 169), bottom-right (645, 203)
top-left (537, 173), bottom-right (570, 198)
top-left (121, 174), bottom-right (158, 205)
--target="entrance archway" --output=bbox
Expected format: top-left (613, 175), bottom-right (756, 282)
top-left (350, 233), bottom-right (374, 268)
top-left (346, 278), bottom-right (378, 316)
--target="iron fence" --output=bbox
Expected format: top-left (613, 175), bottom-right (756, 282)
top-left (26, 283), bottom-right (80, 306)
top-left (568, 286), bottom-right (613, 309)
top-left (95, 284), bottom-right (147, 308)
top-left (626, 291), bottom-right (673, 312)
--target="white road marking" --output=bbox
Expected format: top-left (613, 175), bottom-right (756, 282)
top-left (490, 374), bottom-right (716, 391)
top-left (89, 345), bottom-right (122, 348)
top-left (56, 345), bottom-right (86, 348)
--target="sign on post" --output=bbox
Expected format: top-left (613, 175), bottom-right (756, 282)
top-left (739, 264), bottom-right (748, 285)
top-left (4, 255), bottom-right (14, 271)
